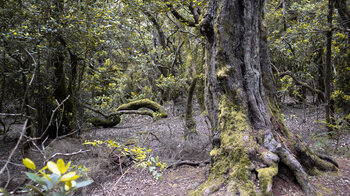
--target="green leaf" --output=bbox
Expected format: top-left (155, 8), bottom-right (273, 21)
top-left (0, 188), bottom-right (10, 196)
top-left (154, 173), bottom-right (161, 180)
top-left (47, 174), bottom-right (60, 188)
top-left (25, 172), bottom-right (45, 184)
top-left (74, 180), bottom-right (94, 189)
top-left (26, 185), bottom-right (44, 195)
top-left (44, 178), bottom-right (53, 190)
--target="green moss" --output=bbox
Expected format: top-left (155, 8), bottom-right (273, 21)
top-left (257, 130), bottom-right (264, 145)
top-left (117, 99), bottom-right (167, 118)
top-left (193, 95), bottom-right (257, 195)
top-left (307, 167), bottom-right (321, 176)
top-left (210, 147), bottom-right (220, 157)
top-left (90, 114), bottom-right (121, 128)
top-left (217, 66), bottom-right (231, 79)
top-left (301, 143), bottom-right (338, 173)
top-left (257, 164), bottom-right (278, 195)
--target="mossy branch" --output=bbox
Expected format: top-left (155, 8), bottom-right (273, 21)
top-left (116, 99), bottom-right (168, 118)
top-left (117, 110), bottom-right (154, 117)
top-left (86, 99), bottom-right (167, 128)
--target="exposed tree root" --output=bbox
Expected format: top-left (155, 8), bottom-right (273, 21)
top-left (294, 141), bottom-right (339, 173)
top-left (276, 147), bottom-right (313, 195)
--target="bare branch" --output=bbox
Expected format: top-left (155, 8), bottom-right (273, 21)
top-left (0, 119), bottom-right (28, 176)
top-left (25, 95), bottom-right (70, 143)
top-left (48, 149), bottom-right (91, 160)
top-left (0, 113), bottom-right (26, 117)
top-left (20, 49), bottom-right (38, 112)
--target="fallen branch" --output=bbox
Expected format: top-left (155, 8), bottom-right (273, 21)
top-left (0, 113), bottom-right (27, 117)
top-left (166, 159), bottom-right (210, 169)
top-left (116, 99), bottom-right (168, 118)
top-left (108, 167), bottom-right (131, 196)
top-left (118, 110), bottom-right (154, 117)
top-left (48, 149), bottom-right (91, 160)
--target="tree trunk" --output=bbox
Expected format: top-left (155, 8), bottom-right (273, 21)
top-left (325, 0), bottom-right (335, 134)
top-left (194, 0), bottom-right (338, 195)
top-left (184, 77), bottom-right (198, 140)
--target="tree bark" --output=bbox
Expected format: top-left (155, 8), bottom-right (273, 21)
top-left (325, 0), bottom-right (335, 134)
top-left (194, 0), bottom-right (338, 195)
top-left (184, 77), bottom-right (198, 140)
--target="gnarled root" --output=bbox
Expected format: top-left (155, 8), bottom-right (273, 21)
top-left (276, 147), bottom-right (313, 195)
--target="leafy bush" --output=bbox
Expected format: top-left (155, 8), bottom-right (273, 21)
top-left (22, 158), bottom-right (93, 195)
top-left (83, 140), bottom-right (167, 180)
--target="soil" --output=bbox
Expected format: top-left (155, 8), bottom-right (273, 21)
top-left (1, 99), bottom-right (350, 195)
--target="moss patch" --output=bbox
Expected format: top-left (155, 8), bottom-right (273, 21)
top-left (193, 95), bottom-right (257, 195)
top-left (257, 164), bottom-right (278, 195)
top-left (117, 99), bottom-right (167, 118)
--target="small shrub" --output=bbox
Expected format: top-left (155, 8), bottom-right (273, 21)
top-left (83, 140), bottom-right (167, 180)
top-left (22, 158), bottom-right (93, 195)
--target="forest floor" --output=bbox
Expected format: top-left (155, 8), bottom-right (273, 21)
top-left (1, 98), bottom-right (350, 195)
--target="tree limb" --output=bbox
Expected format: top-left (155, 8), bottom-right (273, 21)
top-left (116, 99), bottom-right (168, 118)
top-left (278, 71), bottom-right (325, 100)
top-left (167, 4), bottom-right (197, 27)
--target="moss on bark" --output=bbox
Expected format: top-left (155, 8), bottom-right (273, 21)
top-left (257, 164), bottom-right (278, 195)
top-left (90, 114), bottom-right (121, 128)
top-left (191, 95), bottom-right (257, 195)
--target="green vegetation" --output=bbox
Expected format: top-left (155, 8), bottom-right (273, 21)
top-left (83, 139), bottom-right (167, 180)
top-left (22, 158), bottom-right (93, 195)
top-left (0, 0), bottom-right (349, 195)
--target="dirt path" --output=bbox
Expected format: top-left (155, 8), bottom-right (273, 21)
top-left (87, 103), bottom-right (350, 195)
top-left (1, 102), bottom-right (350, 195)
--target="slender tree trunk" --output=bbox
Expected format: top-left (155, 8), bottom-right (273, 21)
top-left (325, 0), bottom-right (334, 134)
top-left (193, 0), bottom-right (338, 195)
top-left (184, 77), bottom-right (198, 140)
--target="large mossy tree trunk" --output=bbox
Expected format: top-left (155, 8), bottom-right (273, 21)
top-left (195, 0), bottom-right (338, 195)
